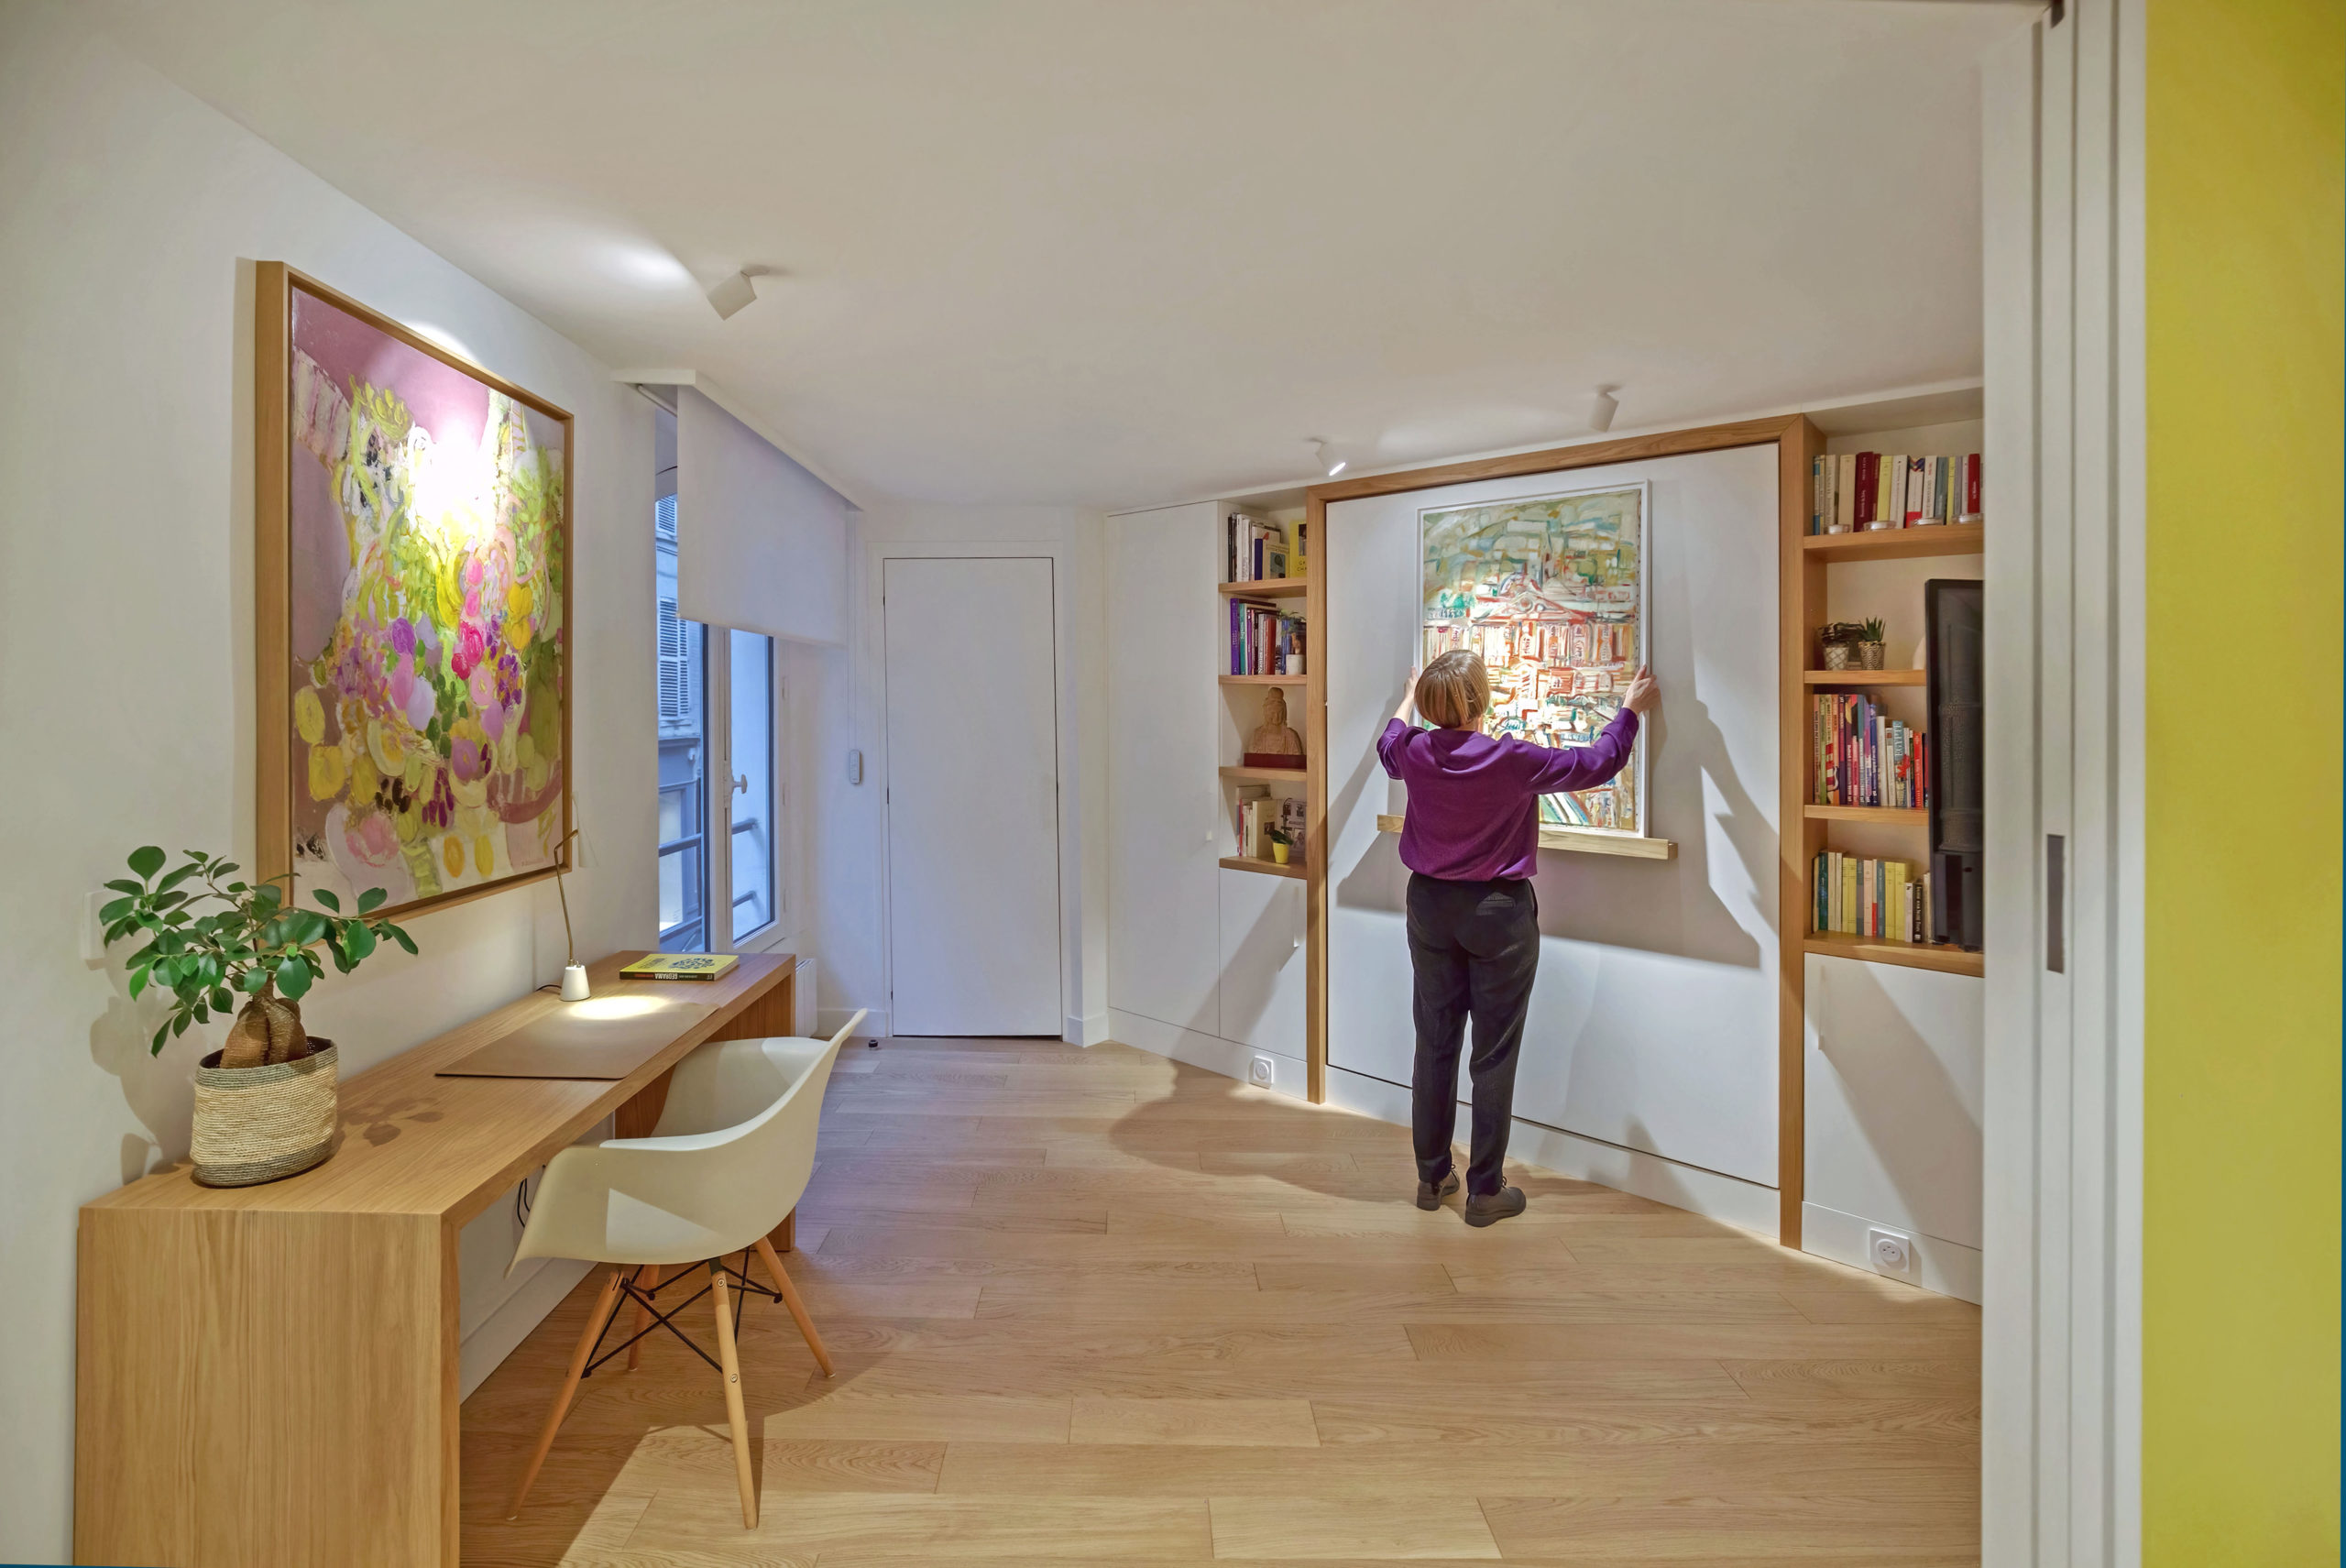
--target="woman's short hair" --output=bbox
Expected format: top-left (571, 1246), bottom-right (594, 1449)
top-left (1416, 650), bottom-right (1489, 729)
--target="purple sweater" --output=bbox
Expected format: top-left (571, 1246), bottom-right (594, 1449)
top-left (1376, 710), bottom-right (1640, 882)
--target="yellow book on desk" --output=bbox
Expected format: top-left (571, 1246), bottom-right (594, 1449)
top-left (619, 952), bottom-right (740, 981)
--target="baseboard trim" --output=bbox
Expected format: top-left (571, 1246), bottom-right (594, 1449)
top-left (1066, 1010), bottom-right (1112, 1047)
top-left (819, 1005), bottom-right (888, 1040)
top-left (459, 1256), bottom-right (590, 1400)
top-left (1322, 1064), bottom-right (1781, 1237)
top-left (1105, 1009), bottom-right (1308, 1099)
top-left (1801, 1200), bottom-right (1982, 1303)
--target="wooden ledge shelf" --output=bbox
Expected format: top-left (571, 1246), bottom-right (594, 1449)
top-left (1376, 813), bottom-right (1676, 861)
top-left (1803, 930), bottom-right (1984, 978)
top-left (1803, 522), bottom-right (1984, 562)
top-left (1220, 674), bottom-right (1304, 686)
top-left (1803, 668), bottom-right (1926, 686)
top-left (1804, 804), bottom-right (1928, 825)
top-left (1221, 764), bottom-right (1307, 783)
top-left (1219, 576), bottom-right (1310, 599)
top-left (1221, 854), bottom-right (1306, 880)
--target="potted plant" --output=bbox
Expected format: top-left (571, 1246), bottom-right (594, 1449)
top-left (1858, 617), bottom-right (1889, 670)
top-left (1267, 827), bottom-right (1294, 866)
top-left (102, 846), bottom-right (417, 1187)
top-left (1818, 621), bottom-right (1867, 671)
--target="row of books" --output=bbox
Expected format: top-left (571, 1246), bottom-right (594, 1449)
top-left (1232, 788), bottom-right (1307, 861)
top-left (1809, 452), bottom-right (1981, 534)
top-left (1814, 693), bottom-right (1929, 809)
top-left (1227, 511), bottom-right (1304, 582)
top-left (1231, 598), bottom-right (1305, 675)
top-left (1814, 852), bottom-right (1935, 944)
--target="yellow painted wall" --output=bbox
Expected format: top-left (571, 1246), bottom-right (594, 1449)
top-left (2144, 2), bottom-right (2342, 1562)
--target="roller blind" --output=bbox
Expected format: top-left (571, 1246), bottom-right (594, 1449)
top-left (674, 385), bottom-right (848, 644)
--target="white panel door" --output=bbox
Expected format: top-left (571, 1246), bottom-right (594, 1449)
top-left (1104, 505), bottom-right (1222, 1036)
top-left (883, 556), bottom-right (1062, 1036)
top-left (1217, 869), bottom-right (1306, 1058)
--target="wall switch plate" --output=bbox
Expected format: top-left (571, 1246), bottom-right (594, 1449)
top-left (846, 748), bottom-right (863, 784)
top-left (1249, 1055), bottom-right (1276, 1087)
top-left (1867, 1226), bottom-right (1914, 1276)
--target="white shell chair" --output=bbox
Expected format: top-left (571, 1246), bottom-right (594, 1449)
top-left (505, 1010), bottom-right (865, 1528)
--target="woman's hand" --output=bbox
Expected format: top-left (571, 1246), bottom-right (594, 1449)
top-left (1623, 664), bottom-right (1659, 716)
top-left (1392, 665), bottom-right (1421, 725)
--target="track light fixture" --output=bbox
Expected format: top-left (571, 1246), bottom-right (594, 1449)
top-left (707, 265), bottom-right (776, 321)
top-left (1589, 386), bottom-right (1620, 433)
top-left (1313, 439), bottom-right (1347, 477)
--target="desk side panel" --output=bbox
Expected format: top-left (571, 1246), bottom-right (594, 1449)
top-left (78, 1207), bottom-right (449, 1567)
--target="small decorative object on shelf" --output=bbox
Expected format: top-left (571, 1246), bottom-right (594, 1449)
top-left (101, 846), bottom-right (417, 1186)
top-left (1858, 618), bottom-right (1888, 670)
top-left (1268, 828), bottom-right (1293, 866)
top-left (1818, 621), bottom-right (1868, 671)
top-left (1242, 686), bottom-right (1305, 770)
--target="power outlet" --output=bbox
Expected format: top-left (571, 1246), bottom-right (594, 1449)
top-left (1867, 1226), bottom-right (1914, 1276)
top-left (1248, 1055), bottom-right (1276, 1088)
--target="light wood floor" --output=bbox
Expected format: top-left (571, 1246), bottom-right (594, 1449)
top-left (461, 1037), bottom-right (1981, 1565)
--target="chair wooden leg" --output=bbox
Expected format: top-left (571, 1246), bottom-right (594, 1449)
top-left (507, 1267), bottom-right (625, 1519)
top-left (627, 1264), bottom-right (662, 1370)
top-left (708, 1263), bottom-right (759, 1528)
top-left (755, 1234), bottom-right (834, 1377)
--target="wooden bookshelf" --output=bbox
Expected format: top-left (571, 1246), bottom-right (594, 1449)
top-left (1802, 521), bottom-right (1983, 562)
top-left (1220, 854), bottom-right (1306, 881)
top-left (1802, 930), bottom-right (1984, 979)
top-left (1218, 673), bottom-right (1303, 687)
top-left (1803, 668), bottom-right (1926, 686)
top-left (1222, 764), bottom-right (1307, 783)
top-left (1803, 804), bottom-right (1928, 825)
top-left (1217, 576), bottom-right (1310, 599)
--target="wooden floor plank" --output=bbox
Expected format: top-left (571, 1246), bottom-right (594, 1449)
top-left (459, 1035), bottom-right (1980, 1565)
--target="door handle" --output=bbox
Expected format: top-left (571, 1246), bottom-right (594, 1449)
top-left (2045, 834), bottom-right (2066, 973)
top-left (732, 773), bottom-right (749, 795)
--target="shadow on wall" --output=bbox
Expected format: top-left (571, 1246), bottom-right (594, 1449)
top-left (1808, 958), bottom-right (1981, 1242)
top-left (88, 956), bottom-right (206, 1182)
top-left (1333, 690), bottom-right (1768, 972)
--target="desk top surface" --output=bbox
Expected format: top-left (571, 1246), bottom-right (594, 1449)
top-left (86, 950), bottom-right (794, 1225)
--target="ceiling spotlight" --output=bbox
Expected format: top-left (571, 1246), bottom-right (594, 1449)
top-left (1589, 386), bottom-right (1620, 433)
top-left (1313, 439), bottom-right (1347, 477)
top-left (706, 265), bottom-right (776, 321)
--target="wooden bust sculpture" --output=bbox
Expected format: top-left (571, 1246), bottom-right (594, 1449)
top-left (1243, 686), bottom-right (1305, 768)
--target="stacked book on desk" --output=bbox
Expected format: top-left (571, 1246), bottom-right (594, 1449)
top-left (1810, 452), bottom-right (1981, 533)
top-left (1814, 693), bottom-right (1928, 808)
top-left (1814, 852), bottom-right (1932, 944)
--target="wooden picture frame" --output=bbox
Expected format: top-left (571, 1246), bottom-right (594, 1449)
top-left (256, 263), bottom-right (575, 922)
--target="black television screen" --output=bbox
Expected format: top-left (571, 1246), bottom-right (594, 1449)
top-left (1924, 579), bottom-right (1984, 948)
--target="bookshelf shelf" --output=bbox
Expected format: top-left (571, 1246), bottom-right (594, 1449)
top-left (1803, 804), bottom-right (1927, 825)
top-left (1219, 674), bottom-right (1304, 687)
top-left (1803, 930), bottom-right (1984, 978)
top-left (1803, 668), bottom-right (1927, 686)
top-left (1218, 576), bottom-right (1310, 599)
top-left (1220, 854), bottom-right (1306, 881)
top-left (1803, 522), bottom-right (1983, 562)
top-left (1221, 764), bottom-right (1307, 783)
top-left (1375, 813), bottom-right (1677, 861)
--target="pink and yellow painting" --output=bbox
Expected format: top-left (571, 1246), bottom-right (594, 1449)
top-left (279, 280), bottom-right (569, 914)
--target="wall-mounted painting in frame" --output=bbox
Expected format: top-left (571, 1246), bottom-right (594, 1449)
top-left (1419, 480), bottom-right (1650, 838)
top-left (255, 263), bottom-right (573, 919)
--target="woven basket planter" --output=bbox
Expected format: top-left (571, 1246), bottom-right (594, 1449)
top-left (191, 1039), bottom-right (339, 1187)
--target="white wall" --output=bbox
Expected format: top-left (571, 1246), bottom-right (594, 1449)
top-left (811, 503), bottom-right (1108, 1043)
top-left (0, 15), bottom-right (655, 1559)
top-left (1325, 444), bottom-right (1783, 1194)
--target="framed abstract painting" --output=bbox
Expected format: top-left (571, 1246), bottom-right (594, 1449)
top-left (255, 263), bottom-right (573, 918)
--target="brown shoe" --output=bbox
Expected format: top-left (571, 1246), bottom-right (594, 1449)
top-left (1415, 1172), bottom-right (1461, 1210)
top-left (1463, 1185), bottom-right (1527, 1227)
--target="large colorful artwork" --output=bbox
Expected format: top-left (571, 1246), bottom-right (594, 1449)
top-left (259, 268), bottom-right (572, 916)
top-left (1420, 482), bottom-right (1648, 835)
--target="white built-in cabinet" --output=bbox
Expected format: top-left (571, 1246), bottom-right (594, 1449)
top-left (1104, 501), bottom-right (1307, 1066)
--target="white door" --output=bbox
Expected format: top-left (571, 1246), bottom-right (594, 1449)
top-left (1105, 504), bottom-right (1222, 1036)
top-left (882, 556), bottom-right (1063, 1036)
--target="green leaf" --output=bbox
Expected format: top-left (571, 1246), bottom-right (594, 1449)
top-left (210, 987), bottom-right (234, 1013)
top-left (216, 862), bottom-right (238, 876)
top-left (275, 957), bottom-right (313, 1000)
top-left (239, 968), bottom-right (270, 994)
top-left (356, 887), bottom-right (387, 914)
top-left (343, 922), bottom-right (377, 963)
top-left (150, 1023), bottom-right (170, 1056)
top-left (171, 1014), bottom-right (191, 1037)
top-left (193, 1005), bottom-right (209, 1025)
top-left (382, 924), bottom-right (418, 955)
top-left (312, 888), bottom-right (342, 913)
top-left (127, 966), bottom-right (148, 1000)
top-left (254, 884), bottom-right (282, 911)
top-left (104, 878), bottom-right (144, 895)
top-left (100, 896), bottom-right (134, 923)
top-left (127, 846), bottom-right (165, 880)
top-left (156, 862), bottom-right (202, 893)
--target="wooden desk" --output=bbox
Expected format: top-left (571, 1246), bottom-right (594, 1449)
top-left (74, 949), bottom-right (795, 1568)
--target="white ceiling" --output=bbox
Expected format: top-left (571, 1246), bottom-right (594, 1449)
top-left (81, 0), bottom-right (2028, 509)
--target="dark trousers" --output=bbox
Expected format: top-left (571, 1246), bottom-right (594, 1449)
top-left (1405, 872), bottom-right (1539, 1198)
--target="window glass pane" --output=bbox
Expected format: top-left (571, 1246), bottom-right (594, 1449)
top-left (654, 482), bottom-right (708, 952)
top-left (729, 630), bottom-right (776, 941)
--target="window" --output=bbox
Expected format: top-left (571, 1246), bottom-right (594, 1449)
top-left (729, 630), bottom-right (778, 942)
top-left (653, 493), bottom-right (710, 951)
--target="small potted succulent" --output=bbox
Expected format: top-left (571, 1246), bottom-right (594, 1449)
top-left (1857, 618), bottom-right (1889, 670)
top-left (1818, 621), bottom-right (1867, 671)
top-left (102, 846), bottom-right (417, 1187)
top-left (1267, 827), bottom-right (1294, 866)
